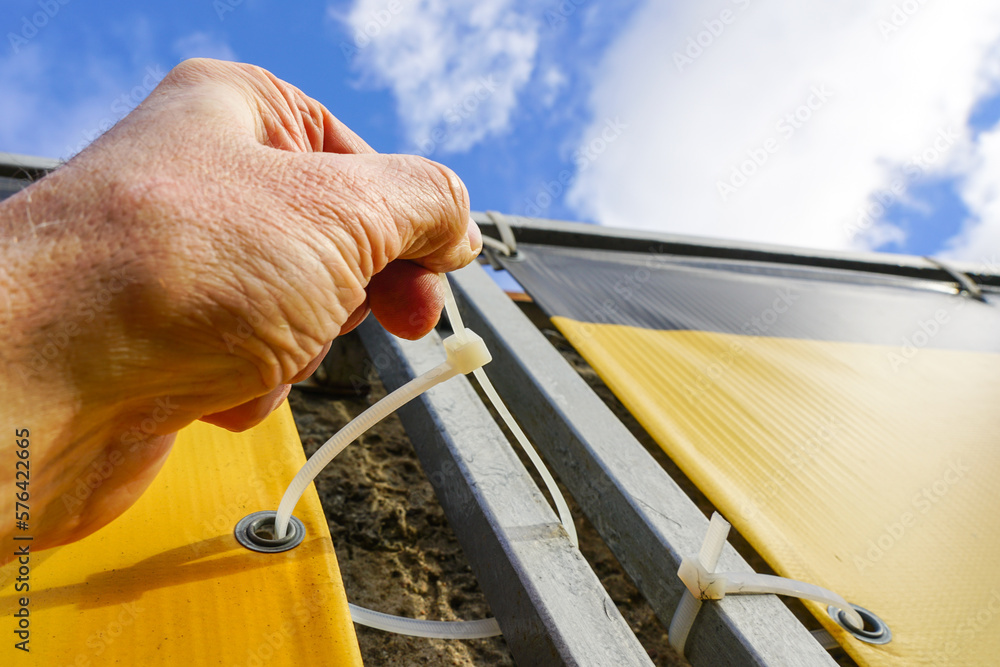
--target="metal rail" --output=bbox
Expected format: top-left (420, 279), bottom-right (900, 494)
top-left (473, 211), bottom-right (1000, 290)
top-left (357, 318), bottom-right (654, 667)
top-left (0, 151), bottom-right (61, 179)
top-left (2, 145), bottom-right (850, 663)
top-left (450, 263), bottom-right (837, 666)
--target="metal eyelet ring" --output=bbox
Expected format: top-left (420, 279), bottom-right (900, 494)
top-left (827, 604), bottom-right (891, 645)
top-left (235, 511), bottom-right (305, 553)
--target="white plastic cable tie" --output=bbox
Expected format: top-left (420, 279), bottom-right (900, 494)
top-left (273, 323), bottom-right (488, 539)
top-left (481, 235), bottom-right (512, 257)
top-left (440, 273), bottom-right (468, 341)
top-left (668, 510), bottom-right (727, 654)
top-left (269, 272), bottom-right (577, 639)
top-left (924, 255), bottom-right (986, 302)
top-left (486, 210), bottom-right (517, 256)
top-left (669, 512), bottom-right (864, 655)
top-left (440, 274), bottom-right (577, 546)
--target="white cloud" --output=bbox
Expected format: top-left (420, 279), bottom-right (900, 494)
top-left (539, 65), bottom-right (567, 108)
top-left (173, 32), bottom-right (237, 62)
top-left (567, 0), bottom-right (1000, 257)
top-left (941, 126), bottom-right (1000, 264)
top-left (337, 0), bottom-right (539, 154)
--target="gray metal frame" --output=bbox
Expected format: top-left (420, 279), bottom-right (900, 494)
top-left (0, 153), bottom-right (62, 202)
top-left (0, 152), bottom-right (61, 180)
top-left (449, 264), bottom-right (836, 667)
top-left (358, 318), bottom-right (655, 667)
top-left (472, 211), bottom-right (1000, 290)
top-left (357, 261), bottom-right (839, 666)
top-left (1, 148), bottom-right (871, 663)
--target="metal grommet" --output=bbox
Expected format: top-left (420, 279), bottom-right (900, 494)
top-left (234, 510), bottom-right (305, 553)
top-left (827, 604), bottom-right (892, 645)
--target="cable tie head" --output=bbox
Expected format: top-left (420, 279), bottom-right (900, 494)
top-left (443, 329), bottom-right (491, 375)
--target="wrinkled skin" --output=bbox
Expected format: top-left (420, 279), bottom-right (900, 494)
top-left (0, 58), bottom-right (482, 559)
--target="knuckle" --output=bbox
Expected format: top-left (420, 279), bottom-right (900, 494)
top-left (166, 58), bottom-right (218, 84)
top-left (437, 161), bottom-right (471, 216)
top-left (410, 155), bottom-right (470, 217)
top-left (166, 58), bottom-right (263, 90)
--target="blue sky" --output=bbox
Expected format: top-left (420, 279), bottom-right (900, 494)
top-left (3, 0), bottom-right (1000, 268)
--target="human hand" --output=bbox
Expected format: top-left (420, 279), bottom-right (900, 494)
top-left (0, 58), bottom-right (482, 555)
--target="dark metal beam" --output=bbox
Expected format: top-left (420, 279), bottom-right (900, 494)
top-left (473, 211), bottom-right (1000, 289)
top-left (0, 152), bottom-right (61, 180)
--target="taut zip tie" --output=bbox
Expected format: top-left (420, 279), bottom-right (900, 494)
top-left (923, 256), bottom-right (986, 302)
top-left (485, 210), bottom-right (517, 258)
top-left (668, 512), bottom-right (886, 655)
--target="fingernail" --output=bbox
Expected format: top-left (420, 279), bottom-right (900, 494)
top-left (467, 217), bottom-right (482, 254)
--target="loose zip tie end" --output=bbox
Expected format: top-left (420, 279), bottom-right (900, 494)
top-left (669, 512), bottom-right (875, 655)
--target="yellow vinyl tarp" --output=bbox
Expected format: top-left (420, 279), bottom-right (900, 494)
top-left (555, 319), bottom-right (1000, 667)
top-left (1, 402), bottom-right (363, 667)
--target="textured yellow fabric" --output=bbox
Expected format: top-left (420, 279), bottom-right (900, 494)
top-left (1, 402), bottom-right (362, 667)
top-left (554, 317), bottom-right (1000, 667)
